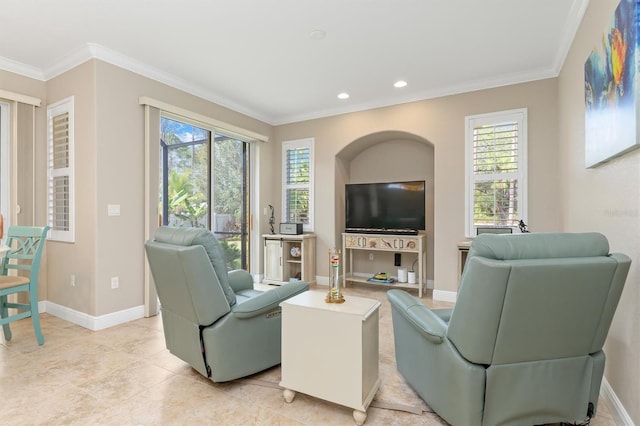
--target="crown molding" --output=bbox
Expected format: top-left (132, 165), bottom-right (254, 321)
top-left (42, 44), bottom-right (94, 80)
top-left (272, 67), bottom-right (558, 125)
top-left (551, 0), bottom-right (590, 74)
top-left (0, 55), bottom-right (45, 81)
top-left (39, 43), bottom-right (274, 124)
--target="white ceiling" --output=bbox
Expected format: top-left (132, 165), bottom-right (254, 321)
top-left (0, 0), bottom-right (589, 125)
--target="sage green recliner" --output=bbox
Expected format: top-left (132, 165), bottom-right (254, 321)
top-left (388, 232), bottom-right (631, 426)
top-left (145, 227), bottom-right (309, 382)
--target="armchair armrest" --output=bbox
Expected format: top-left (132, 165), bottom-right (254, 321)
top-left (387, 289), bottom-right (447, 344)
top-left (228, 269), bottom-right (254, 292)
top-left (232, 282), bottom-right (309, 319)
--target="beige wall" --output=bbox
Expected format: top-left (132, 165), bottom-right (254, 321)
top-left (558, 0), bottom-right (640, 423)
top-left (40, 60), bottom-right (274, 316)
top-left (274, 78), bottom-right (560, 291)
top-left (45, 61), bottom-right (98, 313)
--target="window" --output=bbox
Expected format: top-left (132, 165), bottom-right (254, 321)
top-left (282, 138), bottom-right (314, 232)
top-left (465, 109), bottom-right (527, 237)
top-left (159, 115), bottom-right (252, 270)
top-left (47, 97), bottom-right (74, 242)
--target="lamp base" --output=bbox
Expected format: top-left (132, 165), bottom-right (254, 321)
top-left (325, 292), bottom-right (345, 304)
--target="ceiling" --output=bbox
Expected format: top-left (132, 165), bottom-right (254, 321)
top-left (0, 0), bottom-right (589, 125)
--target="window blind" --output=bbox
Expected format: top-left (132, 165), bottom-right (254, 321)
top-left (471, 120), bottom-right (520, 228)
top-left (47, 97), bottom-right (74, 242)
top-left (282, 138), bottom-right (314, 231)
top-left (285, 146), bottom-right (310, 224)
top-left (49, 112), bottom-right (70, 231)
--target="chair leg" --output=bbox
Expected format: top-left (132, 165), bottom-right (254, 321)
top-left (30, 297), bottom-right (44, 345)
top-left (1, 295), bottom-right (12, 342)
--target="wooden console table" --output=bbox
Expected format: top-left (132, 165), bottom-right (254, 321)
top-left (342, 232), bottom-right (426, 298)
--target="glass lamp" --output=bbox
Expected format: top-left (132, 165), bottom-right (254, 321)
top-left (326, 248), bottom-right (345, 303)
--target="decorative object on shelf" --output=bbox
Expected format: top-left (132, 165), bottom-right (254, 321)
top-left (268, 205), bottom-right (275, 234)
top-left (584, 0), bottom-right (639, 168)
top-left (397, 267), bottom-right (408, 283)
top-left (408, 259), bottom-right (418, 284)
top-left (280, 222), bottom-right (303, 235)
top-left (368, 272), bottom-right (395, 284)
top-left (326, 248), bottom-right (345, 303)
top-left (518, 219), bottom-right (530, 233)
top-left (290, 246), bottom-right (301, 258)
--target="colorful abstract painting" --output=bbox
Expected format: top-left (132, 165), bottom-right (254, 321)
top-left (584, 0), bottom-right (639, 168)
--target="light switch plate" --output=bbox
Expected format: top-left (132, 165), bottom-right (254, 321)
top-left (107, 204), bottom-right (121, 216)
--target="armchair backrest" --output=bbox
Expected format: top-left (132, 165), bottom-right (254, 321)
top-left (145, 227), bottom-right (238, 326)
top-left (448, 232), bottom-right (631, 366)
top-left (154, 226), bottom-right (236, 305)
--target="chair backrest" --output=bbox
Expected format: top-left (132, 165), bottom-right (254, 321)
top-left (448, 232), bottom-right (631, 366)
top-left (153, 227), bottom-right (236, 305)
top-left (1, 226), bottom-right (51, 284)
top-left (145, 227), bottom-right (239, 326)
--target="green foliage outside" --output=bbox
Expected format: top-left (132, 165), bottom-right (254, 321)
top-left (160, 118), bottom-right (247, 269)
top-left (285, 147), bottom-right (310, 224)
top-left (472, 123), bottom-right (519, 227)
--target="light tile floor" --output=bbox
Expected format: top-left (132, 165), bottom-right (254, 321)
top-left (1, 284), bottom-right (619, 425)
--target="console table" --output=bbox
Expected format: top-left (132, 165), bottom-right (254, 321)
top-left (342, 232), bottom-right (426, 298)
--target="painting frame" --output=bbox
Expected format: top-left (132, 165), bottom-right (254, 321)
top-left (584, 0), bottom-right (640, 168)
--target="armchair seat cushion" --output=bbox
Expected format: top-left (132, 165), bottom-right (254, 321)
top-left (235, 289), bottom-right (264, 304)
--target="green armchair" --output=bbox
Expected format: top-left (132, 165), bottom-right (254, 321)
top-left (145, 226), bottom-right (309, 382)
top-left (388, 232), bottom-right (631, 426)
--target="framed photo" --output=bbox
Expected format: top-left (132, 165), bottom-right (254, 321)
top-left (584, 0), bottom-right (639, 168)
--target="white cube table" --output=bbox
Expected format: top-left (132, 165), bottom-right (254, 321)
top-left (279, 291), bottom-right (381, 425)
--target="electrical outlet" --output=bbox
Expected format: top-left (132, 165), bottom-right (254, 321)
top-left (369, 253), bottom-right (374, 261)
top-left (111, 276), bottom-right (119, 289)
top-left (70, 274), bottom-right (76, 287)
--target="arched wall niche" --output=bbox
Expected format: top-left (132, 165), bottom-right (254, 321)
top-left (334, 130), bottom-right (435, 284)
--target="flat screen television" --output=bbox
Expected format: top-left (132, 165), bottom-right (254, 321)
top-left (345, 180), bottom-right (425, 235)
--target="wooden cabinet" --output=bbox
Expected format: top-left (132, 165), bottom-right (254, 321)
top-left (342, 232), bottom-right (427, 297)
top-left (263, 234), bottom-right (316, 285)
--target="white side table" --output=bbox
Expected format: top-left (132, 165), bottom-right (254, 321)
top-left (279, 291), bottom-right (381, 425)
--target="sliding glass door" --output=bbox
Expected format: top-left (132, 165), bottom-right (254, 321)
top-left (159, 116), bottom-right (250, 269)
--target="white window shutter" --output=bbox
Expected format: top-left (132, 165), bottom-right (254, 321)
top-left (47, 97), bottom-right (75, 242)
top-left (465, 109), bottom-right (527, 237)
top-left (282, 138), bottom-right (314, 232)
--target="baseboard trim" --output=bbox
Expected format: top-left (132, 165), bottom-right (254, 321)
top-left (600, 377), bottom-right (633, 425)
top-left (45, 301), bottom-right (145, 331)
top-left (433, 289), bottom-right (457, 303)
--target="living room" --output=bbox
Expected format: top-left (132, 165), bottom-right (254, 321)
top-left (1, 0), bottom-right (638, 424)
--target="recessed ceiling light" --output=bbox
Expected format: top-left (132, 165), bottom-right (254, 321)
top-left (310, 29), bottom-right (326, 40)
top-left (337, 92), bottom-right (350, 100)
top-left (394, 80), bottom-right (408, 88)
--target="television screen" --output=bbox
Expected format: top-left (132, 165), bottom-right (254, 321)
top-left (345, 180), bottom-right (425, 234)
